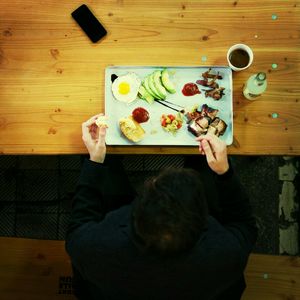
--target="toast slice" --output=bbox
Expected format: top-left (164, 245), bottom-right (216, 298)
top-left (119, 116), bottom-right (145, 142)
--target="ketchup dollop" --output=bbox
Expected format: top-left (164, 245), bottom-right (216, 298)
top-left (132, 107), bottom-right (149, 123)
top-left (182, 83), bottom-right (201, 96)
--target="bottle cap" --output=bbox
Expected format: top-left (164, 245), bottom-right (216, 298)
top-left (256, 72), bottom-right (266, 81)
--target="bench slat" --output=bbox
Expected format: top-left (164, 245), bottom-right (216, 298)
top-left (0, 237), bottom-right (299, 300)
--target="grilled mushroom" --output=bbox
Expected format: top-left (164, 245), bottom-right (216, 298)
top-left (186, 104), bottom-right (227, 138)
top-left (202, 68), bottom-right (223, 80)
top-left (205, 87), bottom-right (225, 100)
top-left (196, 115), bottom-right (210, 129)
top-left (209, 118), bottom-right (227, 136)
top-left (200, 104), bottom-right (219, 119)
top-left (188, 118), bottom-right (208, 137)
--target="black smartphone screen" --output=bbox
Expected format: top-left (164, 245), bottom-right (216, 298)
top-left (71, 4), bottom-right (107, 43)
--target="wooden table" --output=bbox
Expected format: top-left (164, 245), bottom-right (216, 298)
top-left (0, 0), bottom-right (299, 155)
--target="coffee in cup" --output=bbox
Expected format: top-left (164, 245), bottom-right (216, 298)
top-left (227, 44), bottom-right (253, 71)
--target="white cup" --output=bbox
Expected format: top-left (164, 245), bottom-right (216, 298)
top-left (227, 44), bottom-right (254, 71)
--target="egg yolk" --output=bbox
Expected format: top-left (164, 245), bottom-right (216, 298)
top-left (118, 82), bottom-right (130, 95)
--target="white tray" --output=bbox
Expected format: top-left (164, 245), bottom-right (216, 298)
top-left (105, 66), bottom-right (233, 146)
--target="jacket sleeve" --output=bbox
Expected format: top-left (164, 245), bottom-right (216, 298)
top-left (66, 159), bottom-right (110, 238)
top-left (215, 163), bottom-right (258, 253)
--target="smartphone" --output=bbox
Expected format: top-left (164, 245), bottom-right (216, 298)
top-left (71, 4), bottom-right (107, 43)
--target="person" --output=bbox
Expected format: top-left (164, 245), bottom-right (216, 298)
top-left (65, 114), bottom-right (258, 300)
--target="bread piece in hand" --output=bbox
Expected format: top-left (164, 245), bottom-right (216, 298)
top-left (119, 116), bottom-right (145, 142)
top-left (95, 115), bottom-right (108, 128)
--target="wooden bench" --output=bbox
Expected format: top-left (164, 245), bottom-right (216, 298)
top-left (0, 237), bottom-right (299, 300)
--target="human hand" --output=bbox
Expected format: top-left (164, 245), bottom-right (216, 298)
top-left (196, 134), bottom-right (229, 175)
top-left (82, 114), bottom-right (107, 163)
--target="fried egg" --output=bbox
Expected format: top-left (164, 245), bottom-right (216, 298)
top-left (112, 72), bottom-right (141, 103)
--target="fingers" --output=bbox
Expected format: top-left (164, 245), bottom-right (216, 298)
top-left (201, 139), bottom-right (216, 163)
top-left (197, 134), bottom-right (216, 155)
top-left (197, 134), bottom-right (218, 150)
top-left (81, 114), bottom-right (107, 163)
top-left (198, 142), bottom-right (205, 155)
top-left (97, 126), bottom-right (107, 147)
top-left (84, 114), bottom-right (103, 127)
top-left (82, 114), bottom-right (103, 143)
top-left (89, 123), bottom-right (99, 140)
top-left (196, 133), bottom-right (226, 154)
top-left (90, 126), bottom-right (107, 163)
top-left (196, 134), bottom-right (229, 175)
top-left (89, 125), bottom-right (106, 150)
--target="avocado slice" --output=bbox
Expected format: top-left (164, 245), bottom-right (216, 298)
top-left (153, 71), bottom-right (167, 99)
top-left (148, 74), bottom-right (165, 100)
top-left (161, 69), bottom-right (176, 94)
top-left (142, 77), bottom-right (158, 99)
top-left (138, 85), bottom-right (154, 104)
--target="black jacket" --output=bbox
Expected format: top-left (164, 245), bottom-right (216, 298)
top-left (65, 159), bottom-right (258, 300)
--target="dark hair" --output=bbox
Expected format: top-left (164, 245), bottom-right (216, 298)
top-left (132, 167), bottom-right (208, 256)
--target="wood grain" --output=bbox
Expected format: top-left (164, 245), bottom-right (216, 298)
top-left (0, 0), bottom-right (299, 154)
top-left (0, 237), bottom-right (74, 300)
top-left (242, 253), bottom-right (300, 300)
top-left (0, 237), bottom-right (299, 299)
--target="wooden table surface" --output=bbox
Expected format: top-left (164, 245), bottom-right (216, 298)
top-left (0, 0), bottom-right (299, 155)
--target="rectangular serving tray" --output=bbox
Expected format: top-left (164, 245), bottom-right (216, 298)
top-left (105, 66), bottom-right (233, 146)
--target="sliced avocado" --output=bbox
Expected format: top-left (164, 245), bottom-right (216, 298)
top-left (148, 74), bottom-right (165, 99)
top-left (161, 69), bottom-right (176, 94)
top-left (153, 71), bottom-right (167, 99)
top-left (138, 85), bottom-right (154, 104)
top-left (142, 77), bottom-right (158, 99)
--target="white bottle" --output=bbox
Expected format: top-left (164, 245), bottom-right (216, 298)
top-left (243, 72), bottom-right (267, 100)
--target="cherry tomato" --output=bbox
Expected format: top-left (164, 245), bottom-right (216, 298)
top-left (168, 114), bottom-right (175, 121)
